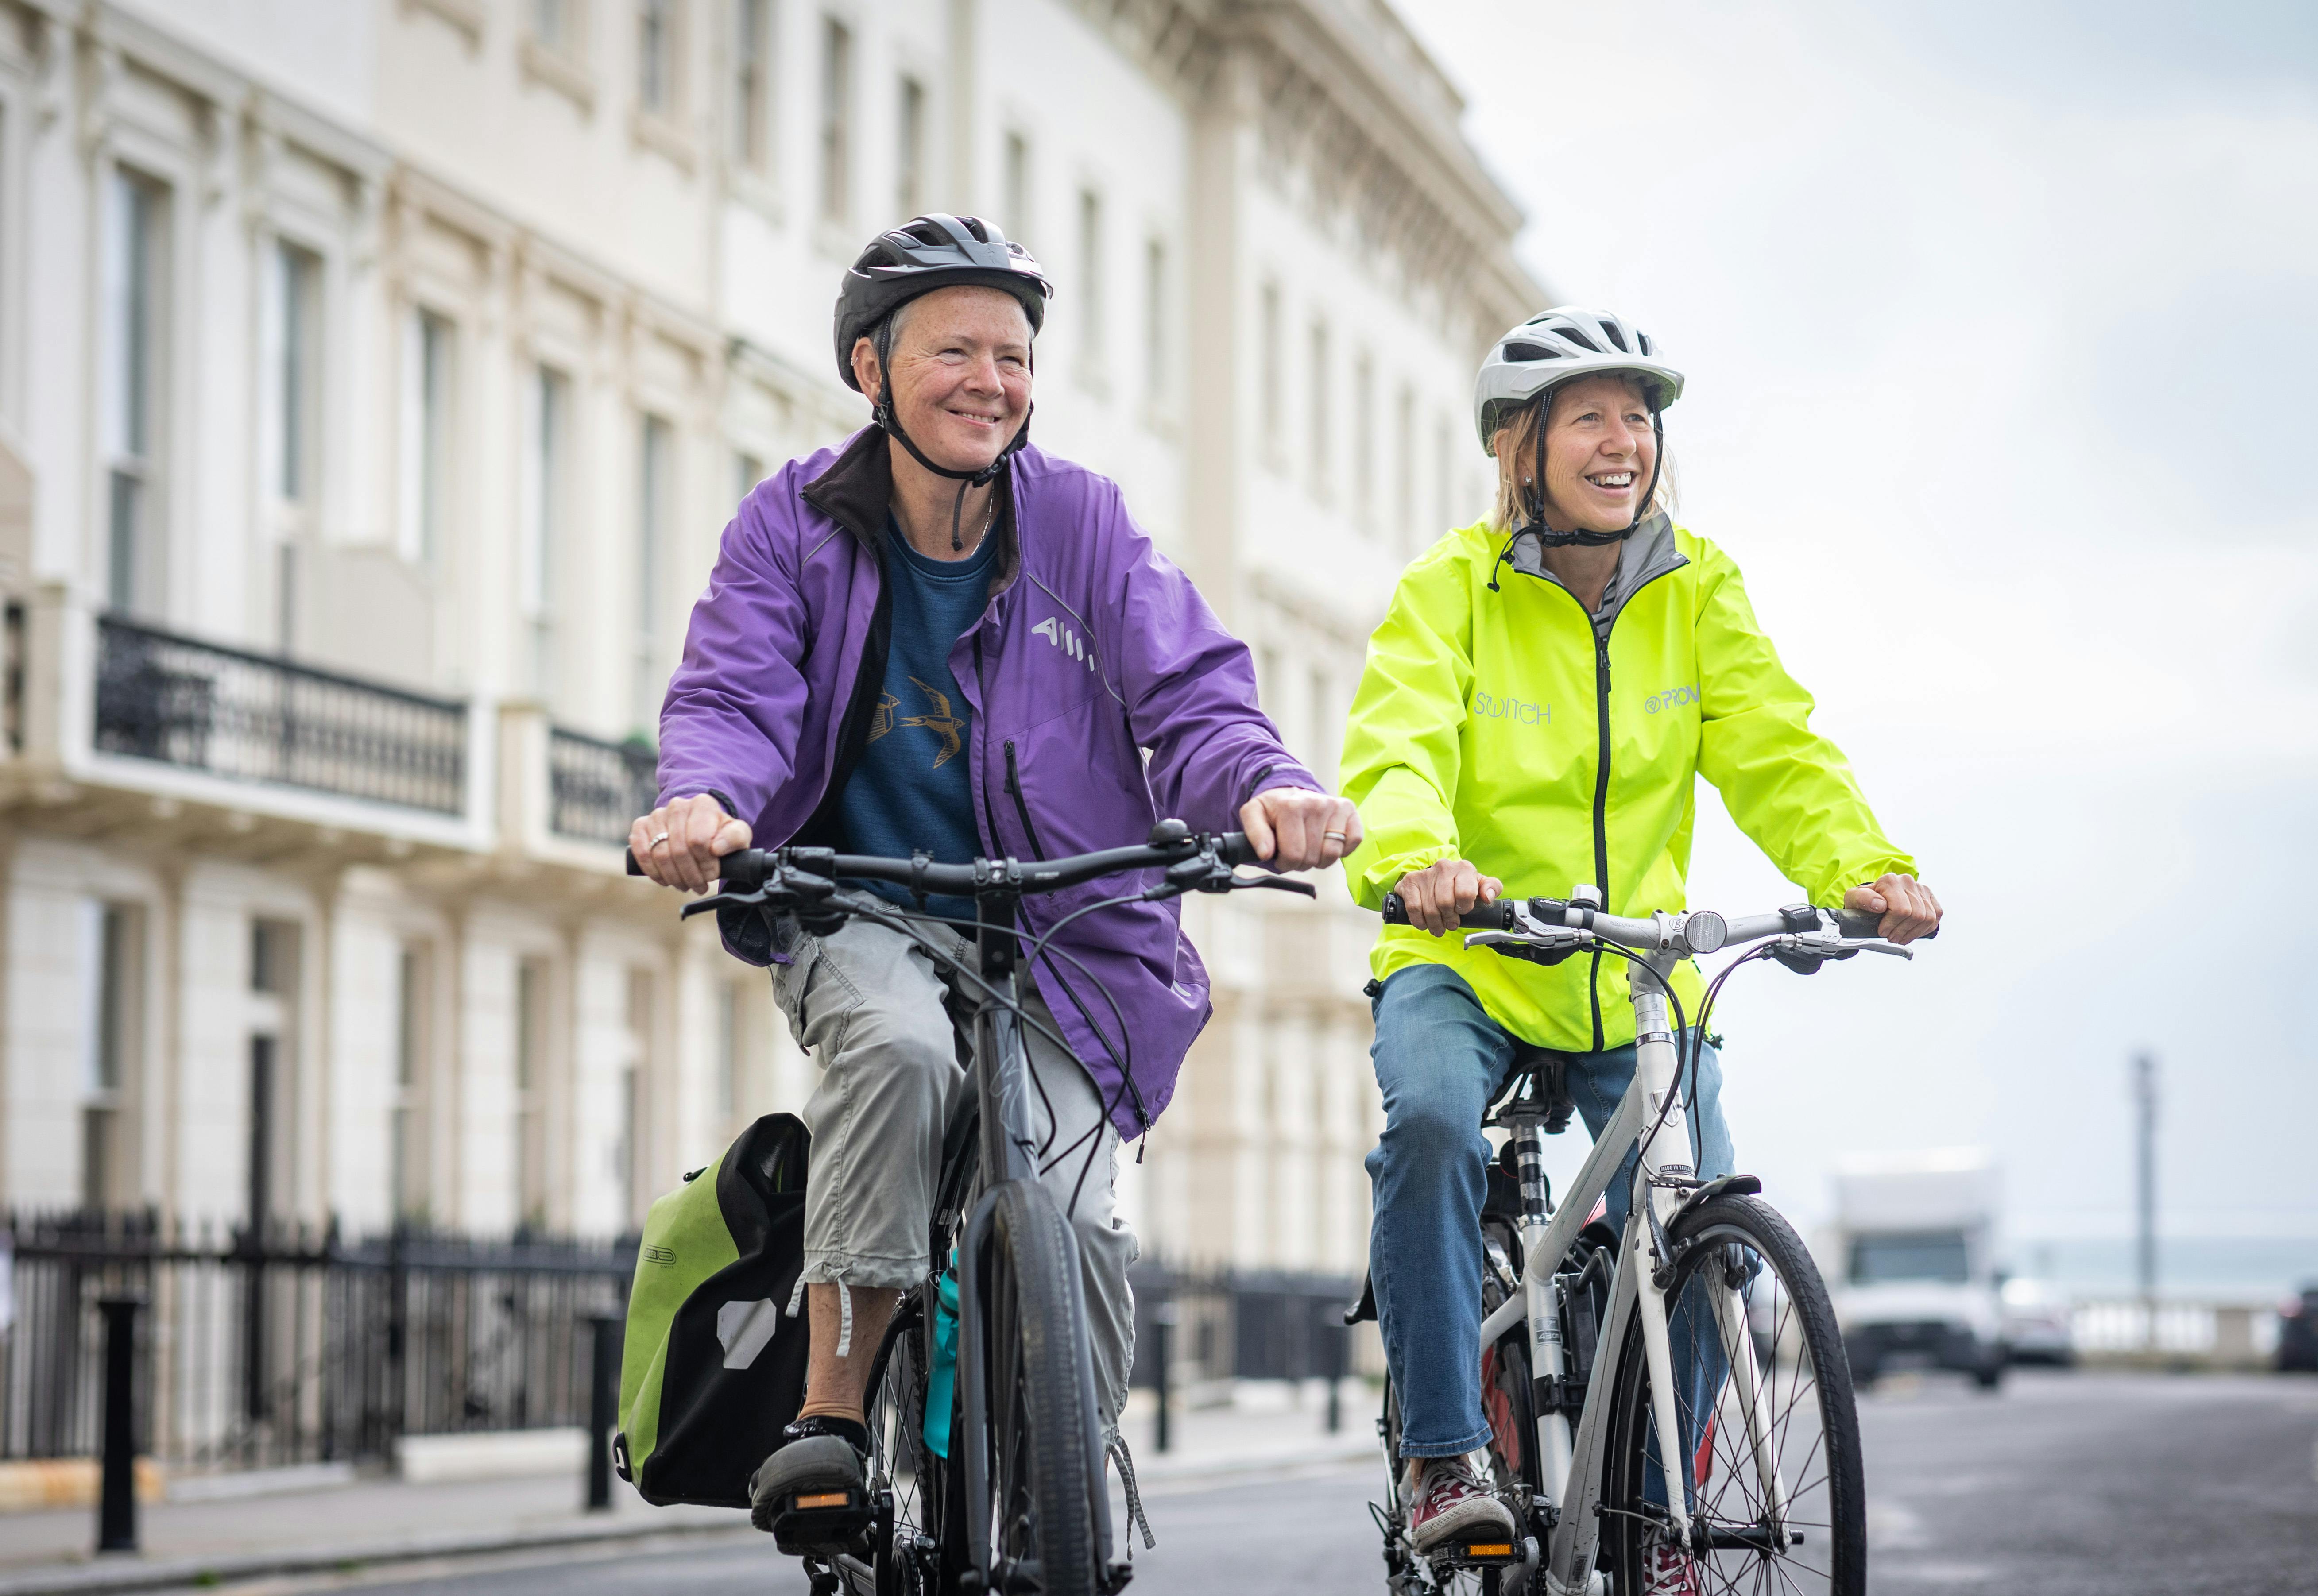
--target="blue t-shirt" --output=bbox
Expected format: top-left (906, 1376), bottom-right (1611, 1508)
top-left (835, 519), bottom-right (997, 924)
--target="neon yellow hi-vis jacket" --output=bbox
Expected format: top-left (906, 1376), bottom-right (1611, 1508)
top-left (1339, 514), bottom-right (1917, 1054)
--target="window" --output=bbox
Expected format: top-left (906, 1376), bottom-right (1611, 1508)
top-left (620, 969), bottom-right (655, 1223)
top-left (1435, 416), bottom-right (1453, 534)
top-left (391, 945), bottom-right (427, 1220)
top-left (248, 922), bottom-right (299, 1231)
top-left (635, 414), bottom-right (672, 726)
top-left (1352, 351), bottom-right (1374, 534)
top-left (1076, 188), bottom-right (1104, 377)
top-left (1002, 131), bottom-right (1031, 241)
top-left (895, 74), bottom-right (925, 220)
top-left (524, 366), bottom-right (569, 696)
top-left (1308, 666), bottom-right (1334, 781)
top-left (1849, 1232), bottom-right (1970, 1286)
top-left (515, 958), bottom-right (550, 1228)
top-left (104, 169), bottom-right (166, 617)
top-left (734, 449), bottom-right (764, 502)
top-left (734, 0), bottom-right (772, 169)
top-left (638, 0), bottom-right (674, 115)
top-left (535, 0), bottom-right (571, 50)
top-left (81, 903), bottom-right (139, 1211)
top-left (817, 17), bottom-right (851, 223)
top-left (1258, 280), bottom-right (1281, 462)
top-left (267, 242), bottom-right (322, 650)
top-left (1395, 383), bottom-right (1416, 550)
top-left (1142, 237), bottom-right (1166, 406)
top-left (399, 309), bottom-right (453, 566)
top-left (715, 982), bottom-right (741, 1122)
top-left (1308, 319), bottom-right (1331, 498)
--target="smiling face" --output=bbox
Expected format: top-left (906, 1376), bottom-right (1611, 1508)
top-left (851, 285), bottom-right (1033, 474)
top-left (1500, 373), bottom-right (1658, 534)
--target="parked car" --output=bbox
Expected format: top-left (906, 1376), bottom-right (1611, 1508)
top-left (2279, 1284), bottom-right (2318, 1372)
top-left (1998, 1275), bottom-right (2075, 1366)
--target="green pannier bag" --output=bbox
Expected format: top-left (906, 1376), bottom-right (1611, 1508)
top-left (614, 1113), bottom-right (811, 1507)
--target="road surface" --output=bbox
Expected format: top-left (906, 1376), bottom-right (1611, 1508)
top-left (232, 1371), bottom-right (2318, 1595)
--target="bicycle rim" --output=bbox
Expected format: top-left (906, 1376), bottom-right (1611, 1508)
top-left (863, 1297), bottom-right (933, 1596)
top-left (980, 1179), bottom-right (1099, 1596)
top-left (1601, 1194), bottom-right (1866, 1596)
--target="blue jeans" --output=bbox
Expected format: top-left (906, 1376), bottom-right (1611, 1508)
top-left (1365, 962), bottom-right (1735, 1463)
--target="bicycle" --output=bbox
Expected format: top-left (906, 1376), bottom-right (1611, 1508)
top-left (655, 821), bottom-right (1311, 1596)
top-left (1363, 886), bottom-right (1928, 1596)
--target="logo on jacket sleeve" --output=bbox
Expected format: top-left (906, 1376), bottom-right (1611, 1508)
top-left (1032, 616), bottom-right (1098, 674)
top-left (1472, 687), bottom-right (1549, 725)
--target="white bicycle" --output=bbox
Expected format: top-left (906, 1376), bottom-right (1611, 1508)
top-left (1360, 888), bottom-right (1927, 1596)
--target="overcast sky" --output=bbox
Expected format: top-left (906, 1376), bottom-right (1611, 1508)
top-left (1393, 1), bottom-right (2318, 1256)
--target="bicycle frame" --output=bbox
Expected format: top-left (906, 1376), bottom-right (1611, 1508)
top-left (1475, 948), bottom-right (1782, 1596)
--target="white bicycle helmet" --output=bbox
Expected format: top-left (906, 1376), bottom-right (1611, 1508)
top-left (1473, 307), bottom-right (1684, 454)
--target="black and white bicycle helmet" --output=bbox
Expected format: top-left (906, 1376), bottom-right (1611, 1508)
top-left (1473, 307), bottom-right (1683, 454)
top-left (832, 213), bottom-right (1052, 392)
top-left (831, 215), bottom-right (1055, 547)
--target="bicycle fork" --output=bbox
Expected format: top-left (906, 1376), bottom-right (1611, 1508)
top-left (1626, 985), bottom-right (1696, 1550)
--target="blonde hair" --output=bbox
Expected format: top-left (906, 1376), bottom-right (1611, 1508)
top-left (1488, 378), bottom-right (1678, 533)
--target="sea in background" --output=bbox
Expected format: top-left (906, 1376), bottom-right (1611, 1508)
top-left (2005, 1235), bottom-right (2318, 1302)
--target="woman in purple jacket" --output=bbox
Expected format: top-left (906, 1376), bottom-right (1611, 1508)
top-left (630, 215), bottom-right (1360, 1538)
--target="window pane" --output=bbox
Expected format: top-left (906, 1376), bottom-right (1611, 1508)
top-left (735, 450), bottom-right (764, 502)
top-left (1308, 320), bottom-right (1330, 493)
top-left (639, 0), bottom-right (670, 112)
top-left (1144, 239), bottom-right (1165, 403)
top-left (527, 366), bottom-right (568, 615)
top-left (1078, 189), bottom-right (1103, 370)
top-left (819, 19), bottom-right (851, 222)
top-left (404, 311), bottom-right (453, 564)
top-left (277, 243), bottom-right (320, 502)
top-left (1259, 281), bottom-right (1281, 456)
top-left (1353, 352), bottom-right (1374, 532)
top-left (535, 0), bottom-right (565, 49)
top-left (735, 0), bottom-right (770, 166)
top-left (1003, 132), bottom-right (1030, 241)
top-left (896, 75), bottom-right (924, 220)
top-left (639, 415), bottom-right (669, 634)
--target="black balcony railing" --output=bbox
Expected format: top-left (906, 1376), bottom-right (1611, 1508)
top-left (0, 1209), bottom-right (633, 1469)
top-left (93, 615), bottom-right (466, 814)
top-left (549, 725), bottom-right (657, 845)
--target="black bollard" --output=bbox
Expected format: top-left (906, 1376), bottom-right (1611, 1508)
top-left (96, 1297), bottom-right (142, 1554)
top-left (1321, 1309), bottom-right (1346, 1435)
top-left (1151, 1303), bottom-right (1177, 1454)
top-left (586, 1312), bottom-right (623, 1512)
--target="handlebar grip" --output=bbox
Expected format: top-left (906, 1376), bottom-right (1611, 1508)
top-left (1215, 831), bottom-right (1256, 866)
top-left (625, 849), bottom-right (644, 876)
top-left (1832, 906), bottom-right (1939, 940)
top-left (1380, 893), bottom-right (1516, 930)
top-left (626, 846), bottom-right (771, 892)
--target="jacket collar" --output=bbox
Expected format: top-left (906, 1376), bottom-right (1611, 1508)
top-left (1507, 510), bottom-right (1686, 630)
top-left (802, 424), bottom-right (1020, 589)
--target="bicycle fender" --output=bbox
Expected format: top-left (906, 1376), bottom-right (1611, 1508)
top-left (1668, 1174), bottom-right (1763, 1234)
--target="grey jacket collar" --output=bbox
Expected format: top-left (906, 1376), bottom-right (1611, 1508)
top-left (1505, 511), bottom-right (1687, 631)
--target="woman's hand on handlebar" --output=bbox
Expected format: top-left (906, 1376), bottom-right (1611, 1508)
top-left (1393, 859), bottom-right (1501, 936)
top-left (1844, 873), bottom-right (1942, 945)
top-left (1238, 788), bottom-right (1362, 871)
top-left (629, 796), bottom-right (752, 893)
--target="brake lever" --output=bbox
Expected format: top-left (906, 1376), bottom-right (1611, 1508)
top-left (1225, 870), bottom-right (1316, 898)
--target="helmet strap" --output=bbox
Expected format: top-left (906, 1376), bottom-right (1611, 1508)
top-left (869, 310), bottom-right (1033, 546)
top-left (1521, 405), bottom-right (1664, 550)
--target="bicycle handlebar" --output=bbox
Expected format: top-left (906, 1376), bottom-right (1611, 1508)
top-left (628, 823), bottom-right (1274, 908)
top-left (1378, 891), bottom-right (1933, 951)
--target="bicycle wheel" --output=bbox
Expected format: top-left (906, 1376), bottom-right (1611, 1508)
top-left (975, 1178), bottom-right (1102, 1596)
top-left (1600, 1193), bottom-right (1866, 1596)
top-left (1378, 1218), bottom-right (1539, 1596)
top-left (861, 1295), bottom-right (934, 1596)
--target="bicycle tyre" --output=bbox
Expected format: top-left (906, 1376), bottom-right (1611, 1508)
top-left (977, 1178), bottom-right (1101, 1596)
top-left (1600, 1193), bottom-right (1866, 1595)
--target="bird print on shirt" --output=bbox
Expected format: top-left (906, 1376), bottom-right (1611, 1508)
top-left (899, 677), bottom-right (965, 769)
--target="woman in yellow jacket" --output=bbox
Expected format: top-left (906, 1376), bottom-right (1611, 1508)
top-left (1339, 307), bottom-right (1940, 1579)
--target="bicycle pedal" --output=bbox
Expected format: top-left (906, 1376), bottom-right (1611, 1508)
top-left (766, 1488), bottom-right (875, 1554)
top-left (1433, 1540), bottom-right (1522, 1567)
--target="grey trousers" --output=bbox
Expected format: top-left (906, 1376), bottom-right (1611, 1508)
top-left (771, 915), bottom-right (1138, 1422)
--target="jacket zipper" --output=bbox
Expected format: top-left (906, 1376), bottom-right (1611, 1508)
top-left (1588, 626), bottom-right (1614, 1053)
top-left (1003, 740), bottom-right (1049, 861)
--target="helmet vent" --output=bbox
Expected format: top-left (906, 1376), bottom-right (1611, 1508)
top-left (1502, 341), bottom-right (1558, 363)
top-left (1558, 325), bottom-right (1601, 354)
top-left (1598, 321), bottom-right (1629, 353)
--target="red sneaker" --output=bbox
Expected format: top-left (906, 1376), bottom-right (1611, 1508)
top-left (1642, 1537), bottom-right (1704, 1596)
top-left (1407, 1456), bottom-right (1516, 1553)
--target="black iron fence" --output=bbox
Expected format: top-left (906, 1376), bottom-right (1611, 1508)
top-left (3, 599), bottom-right (23, 755)
top-left (93, 614), bottom-right (467, 814)
top-left (549, 726), bottom-right (658, 844)
top-left (0, 1210), bottom-right (632, 1469)
top-left (1129, 1265), bottom-right (1364, 1388)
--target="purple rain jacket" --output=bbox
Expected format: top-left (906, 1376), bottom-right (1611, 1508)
top-left (656, 425), bottom-right (1320, 1137)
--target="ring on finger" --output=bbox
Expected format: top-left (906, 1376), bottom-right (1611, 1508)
top-left (650, 832), bottom-right (672, 848)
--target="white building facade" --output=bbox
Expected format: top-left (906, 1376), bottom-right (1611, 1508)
top-left (0, 0), bottom-right (1537, 1274)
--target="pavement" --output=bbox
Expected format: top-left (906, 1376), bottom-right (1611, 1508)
top-left (0, 1381), bottom-right (1378, 1596)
